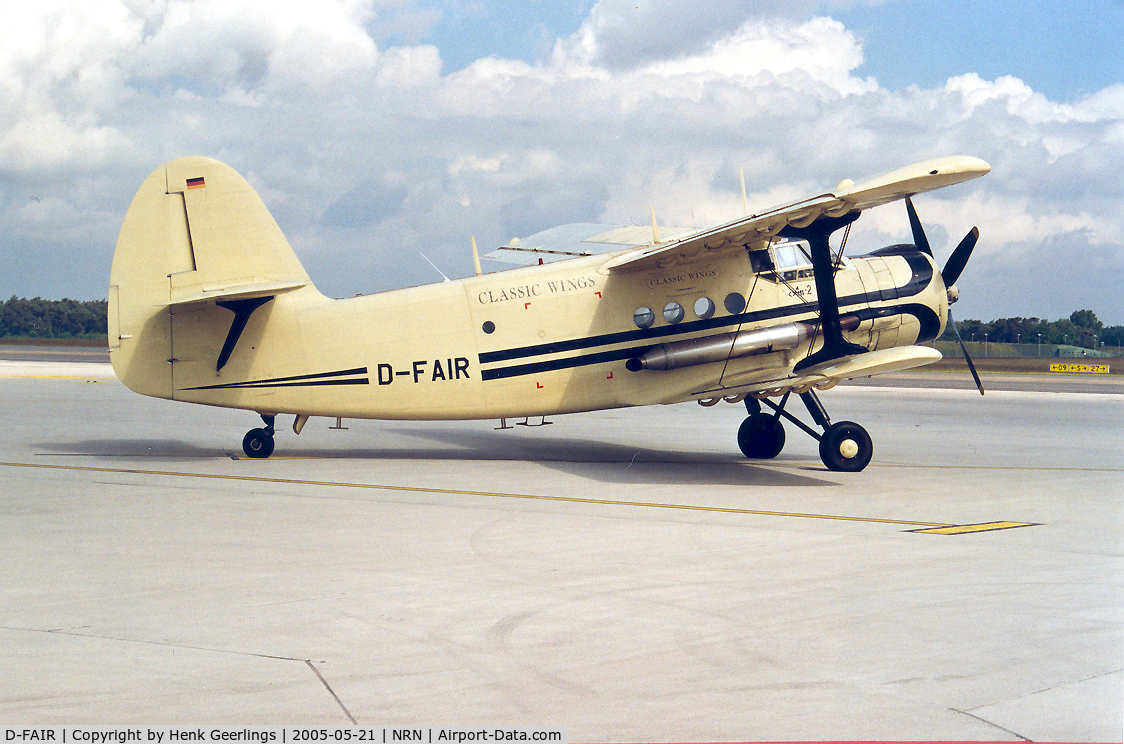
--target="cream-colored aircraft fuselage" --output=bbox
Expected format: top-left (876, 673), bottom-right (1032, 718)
top-left (109, 155), bottom-right (990, 470)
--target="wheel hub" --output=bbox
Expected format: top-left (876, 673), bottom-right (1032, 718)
top-left (839, 438), bottom-right (859, 459)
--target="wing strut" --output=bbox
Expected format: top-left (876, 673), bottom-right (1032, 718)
top-left (779, 212), bottom-right (866, 372)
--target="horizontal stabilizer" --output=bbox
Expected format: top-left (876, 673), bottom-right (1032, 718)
top-left (169, 279), bottom-right (309, 307)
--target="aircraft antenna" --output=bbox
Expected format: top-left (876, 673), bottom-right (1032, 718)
top-left (420, 252), bottom-right (451, 282)
top-left (650, 206), bottom-right (660, 244)
top-left (471, 236), bottom-right (483, 277)
top-left (740, 168), bottom-right (748, 216)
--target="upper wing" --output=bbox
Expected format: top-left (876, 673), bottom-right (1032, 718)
top-left (483, 222), bottom-right (700, 266)
top-left (603, 155), bottom-right (991, 273)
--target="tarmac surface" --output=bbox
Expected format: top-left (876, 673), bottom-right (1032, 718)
top-left (0, 353), bottom-right (1121, 739)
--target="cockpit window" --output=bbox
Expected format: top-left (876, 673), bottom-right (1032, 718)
top-left (748, 249), bottom-right (774, 273)
top-left (772, 241), bottom-right (813, 270)
top-left (752, 240), bottom-right (815, 282)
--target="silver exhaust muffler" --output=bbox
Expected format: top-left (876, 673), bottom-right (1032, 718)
top-left (626, 315), bottom-right (860, 372)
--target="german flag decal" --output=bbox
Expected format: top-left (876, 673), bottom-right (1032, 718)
top-left (186, 176), bottom-right (206, 189)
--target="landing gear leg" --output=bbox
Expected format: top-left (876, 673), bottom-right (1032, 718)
top-left (242, 414), bottom-right (276, 459)
top-left (741, 390), bottom-right (873, 472)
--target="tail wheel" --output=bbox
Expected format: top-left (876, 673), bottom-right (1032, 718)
top-left (737, 413), bottom-right (785, 459)
top-left (242, 428), bottom-right (275, 459)
top-left (818, 421), bottom-right (872, 472)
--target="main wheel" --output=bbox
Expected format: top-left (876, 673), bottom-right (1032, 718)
top-left (818, 421), bottom-right (872, 472)
top-left (242, 428), bottom-right (275, 459)
top-left (737, 413), bottom-right (785, 459)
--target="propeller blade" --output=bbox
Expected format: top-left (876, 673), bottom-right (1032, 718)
top-left (942, 226), bottom-right (979, 287)
top-left (905, 196), bottom-right (932, 256)
top-left (908, 197), bottom-right (981, 394)
top-left (949, 310), bottom-right (984, 396)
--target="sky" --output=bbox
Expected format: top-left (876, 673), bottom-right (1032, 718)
top-left (2, 0), bottom-right (1122, 325)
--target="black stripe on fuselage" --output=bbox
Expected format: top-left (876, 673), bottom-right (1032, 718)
top-left (849, 302), bottom-right (942, 343)
top-left (180, 367), bottom-right (369, 391)
top-left (480, 253), bottom-right (934, 381)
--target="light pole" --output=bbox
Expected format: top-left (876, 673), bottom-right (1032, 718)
top-left (984, 333), bottom-right (988, 358)
top-left (1037, 333), bottom-right (1041, 357)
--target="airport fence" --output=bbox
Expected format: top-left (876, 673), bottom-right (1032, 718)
top-left (931, 341), bottom-right (1121, 359)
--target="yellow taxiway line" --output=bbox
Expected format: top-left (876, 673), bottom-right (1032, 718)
top-left (0, 460), bottom-right (1038, 534)
top-left (910, 521), bottom-right (1040, 534)
top-left (0, 375), bottom-right (109, 381)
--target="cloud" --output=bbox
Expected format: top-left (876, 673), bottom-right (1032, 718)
top-left (552, 0), bottom-right (874, 71)
top-left (131, 0), bottom-right (381, 94)
top-left (0, 0), bottom-right (1121, 325)
top-left (321, 176), bottom-right (409, 227)
top-left (0, 1), bottom-right (140, 173)
top-left (367, 0), bottom-right (443, 45)
top-left (0, 112), bottom-right (133, 174)
top-left (639, 17), bottom-right (873, 95)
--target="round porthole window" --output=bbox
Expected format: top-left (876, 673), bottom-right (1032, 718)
top-left (663, 302), bottom-right (685, 324)
top-left (482, 321), bottom-right (496, 334)
top-left (694, 296), bottom-right (715, 319)
top-left (724, 292), bottom-right (746, 314)
top-left (633, 307), bottom-right (655, 329)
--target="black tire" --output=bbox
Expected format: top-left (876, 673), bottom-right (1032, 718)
top-left (818, 421), bottom-right (872, 472)
top-left (737, 413), bottom-right (785, 459)
top-left (242, 428), bottom-right (275, 459)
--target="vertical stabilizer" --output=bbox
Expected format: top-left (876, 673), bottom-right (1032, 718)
top-left (109, 157), bottom-right (314, 398)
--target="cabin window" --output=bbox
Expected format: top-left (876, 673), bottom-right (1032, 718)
top-left (663, 302), bottom-right (685, 324)
top-left (694, 296), bottom-right (715, 319)
top-left (633, 307), bottom-right (655, 329)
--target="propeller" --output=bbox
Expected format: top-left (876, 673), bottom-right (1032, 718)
top-left (904, 196), bottom-right (984, 395)
top-left (941, 226), bottom-right (978, 287)
top-left (948, 309), bottom-right (985, 395)
top-left (905, 196), bottom-right (932, 257)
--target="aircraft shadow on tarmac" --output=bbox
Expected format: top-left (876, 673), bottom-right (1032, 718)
top-left (388, 427), bottom-right (834, 487)
top-left (39, 438), bottom-right (224, 459)
top-left (42, 429), bottom-right (833, 488)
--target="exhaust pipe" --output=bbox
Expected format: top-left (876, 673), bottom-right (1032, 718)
top-left (626, 316), bottom-right (860, 372)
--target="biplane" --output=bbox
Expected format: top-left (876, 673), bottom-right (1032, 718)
top-left (109, 155), bottom-right (989, 471)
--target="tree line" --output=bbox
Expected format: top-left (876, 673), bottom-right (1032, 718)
top-left (0, 296), bottom-right (1121, 349)
top-left (940, 309), bottom-right (1122, 349)
top-left (0, 296), bottom-right (109, 339)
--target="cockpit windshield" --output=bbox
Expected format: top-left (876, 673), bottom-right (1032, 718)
top-left (750, 239), bottom-right (817, 281)
top-left (772, 241), bottom-right (813, 270)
